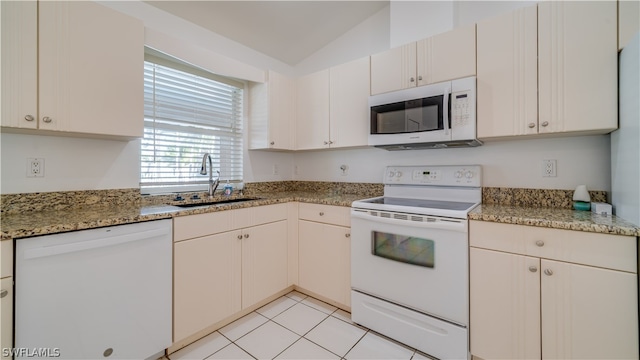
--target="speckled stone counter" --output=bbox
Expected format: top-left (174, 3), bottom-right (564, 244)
top-left (0, 190), bottom-right (374, 240)
top-left (469, 204), bottom-right (640, 237)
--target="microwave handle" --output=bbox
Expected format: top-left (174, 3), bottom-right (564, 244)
top-left (443, 86), bottom-right (451, 135)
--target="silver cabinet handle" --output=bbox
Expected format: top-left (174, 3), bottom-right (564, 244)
top-left (410, 77), bottom-right (415, 83)
top-left (237, 235), bottom-right (243, 240)
top-left (319, 212), bottom-right (324, 216)
top-left (529, 266), bottom-right (538, 273)
top-left (544, 269), bottom-right (553, 276)
top-left (244, 233), bottom-right (249, 239)
top-left (528, 123), bottom-right (536, 128)
top-left (0, 289), bottom-right (7, 298)
top-left (345, 233), bottom-right (351, 238)
top-left (270, 141), bottom-right (275, 146)
top-left (323, 141), bottom-right (329, 145)
top-left (418, 75), bottom-right (423, 81)
top-left (535, 240), bottom-right (544, 247)
top-left (42, 116), bottom-right (52, 123)
top-left (25, 115), bottom-right (35, 122)
top-left (328, 140), bottom-right (333, 145)
top-left (541, 121), bottom-right (549, 127)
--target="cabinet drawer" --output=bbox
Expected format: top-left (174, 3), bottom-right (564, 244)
top-left (174, 211), bottom-right (233, 242)
top-left (470, 221), bottom-right (637, 273)
top-left (298, 203), bottom-right (350, 227)
top-left (1, 241), bottom-right (13, 278)
top-left (232, 203), bottom-right (288, 229)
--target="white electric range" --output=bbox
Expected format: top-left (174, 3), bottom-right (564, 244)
top-left (351, 165), bottom-right (481, 360)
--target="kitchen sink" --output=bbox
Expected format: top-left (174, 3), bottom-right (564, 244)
top-left (174, 197), bottom-right (261, 208)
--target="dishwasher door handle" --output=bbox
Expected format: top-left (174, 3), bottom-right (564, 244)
top-left (23, 227), bottom-right (169, 260)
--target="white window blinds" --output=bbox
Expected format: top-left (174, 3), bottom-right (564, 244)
top-left (142, 59), bottom-right (243, 192)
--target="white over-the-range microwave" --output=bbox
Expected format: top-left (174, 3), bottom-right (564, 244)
top-left (368, 76), bottom-right (481, 150)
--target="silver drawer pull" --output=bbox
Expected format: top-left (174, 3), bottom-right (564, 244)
top-left (528, 123), bottom-right (536, 128)
top-left (345, 233), bottom-right (351, 238)
top-left (237, 235), bottom-right (243, 240)
top-left (25, 115), bottom-right (35, 122)
top-left (0, 289), bottom-right (7, 298)
top-left (541, 121), bottom-right (549, 127)
top-left (544, 269), bottom-right (554, 276)
top-left (42, 116), bottom-right (52, 123)
top-left (319, 212), bottom-right (324, 216)
top-left (529, 266), bottom-right (537, 273)
top-left (535, 240), bottom-right (544, 247)
top-left (244, 234), bottom-right (249, 239)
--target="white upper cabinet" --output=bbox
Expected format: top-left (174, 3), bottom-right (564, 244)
top-left (370, 24), bottom-right (476, 95)
top-left (477, 5), bottom-right (538, 138)
top-left (370, 43), bottom-right (417, 95)
top-left (329, 56), bottom-right (370, 149)
top-left (416, 23), bottom-right (476, 86)
top-left (478, 2), bottom-right (618, 139)
top-left (295, 69), bottom-right (330, 150)
top-left (249, 71), bottom-right (295, 150)
top-left (296, 57), bottom-right (369, 150)
top-left (537, 1), bottom-right (617, 134)
top-left (1, 1), bottom-right (144, 139)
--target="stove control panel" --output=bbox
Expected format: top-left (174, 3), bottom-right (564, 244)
top-left (384, 165), bottom-right (481, 187)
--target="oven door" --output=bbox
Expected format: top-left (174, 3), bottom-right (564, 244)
top-left (350, 208), bottom-right (468, 326)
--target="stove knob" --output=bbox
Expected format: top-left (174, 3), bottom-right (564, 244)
top-left (395, 171), bottom-right (403, 178)
top-left (454, 171), bottom-right (463, 178)
top-left (465, 171), bottom-right (474, 179)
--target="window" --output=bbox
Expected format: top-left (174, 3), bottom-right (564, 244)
top-left (141, 52), bottom-right (244, 193)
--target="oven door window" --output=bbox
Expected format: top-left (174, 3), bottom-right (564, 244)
top-left (370, 95), bottom-right (443, 134)
top-left (371, 231), bottom-right (435, 268)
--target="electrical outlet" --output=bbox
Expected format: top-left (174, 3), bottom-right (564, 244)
top-left (272, 164), bottom-right (278, 176)
top-left (340, 164), bottom-right (349, 176)
top-left (542, 159), bottom-right (557, 177)
top-left (27, 158), bottom-right (45, 178)
top-left (294, 165), bottom-right (299, 175)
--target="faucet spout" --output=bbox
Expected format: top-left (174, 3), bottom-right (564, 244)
top-left (200, 153), bottom-right (220, 197)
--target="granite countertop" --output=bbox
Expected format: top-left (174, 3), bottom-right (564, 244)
top-left (0, 191), bottom-right (366, 240)
top-left (469, 204), bottom-right (640, 237)
top-left (3, 189), bottom-right (639, 240)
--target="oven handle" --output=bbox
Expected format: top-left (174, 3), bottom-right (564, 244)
top-left (351, 209), bottom-right (467, 232)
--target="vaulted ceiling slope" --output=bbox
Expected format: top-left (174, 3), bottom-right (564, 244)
top-left (144, 1), bottom-right (389, 66)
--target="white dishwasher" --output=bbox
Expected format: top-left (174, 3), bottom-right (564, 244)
top-left (15, 219), bottom-right (172, 360)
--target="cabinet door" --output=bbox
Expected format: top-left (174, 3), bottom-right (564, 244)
top-left (477, 5), bottom-right (537, 138)
top-left (370, 43), bottom-right (417, 95)
top-left (538, 1), bottom-right (617, 134)
top-left (268, 71), bottom-right (295, 150)
top-left (417, 24), bottom-right (476, 86)
top-left (0, 277), bottom-right (12, 360)
top-left (298, 220), bottom-right (351, 307)
top-left (174, 231), bottom-right (242, 342)
top-left (242, 221), bottom-right (288, 309)
top-left (295, 69), bottom-right (330, 150)
top-left (541, 260), bottom-right (639, 360)
top-left (469, 247), bottom-right (540, 360)
top-left (329, 57), bottom-right (370, 148)
top-left (1, 0), bottom-right (38, 129)
top-left (38, 1), bottom-right (143, 137)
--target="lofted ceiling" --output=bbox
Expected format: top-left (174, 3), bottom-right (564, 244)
top-left (144, 1), bottom-right (389, 66)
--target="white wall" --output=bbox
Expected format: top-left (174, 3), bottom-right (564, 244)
top-left (0, 133), bottom-right (140, 193)
top-left (293, 135), bottom-right (612, 191)
top-left (390, 1), bottom-right (454, 47)
top-left (1, 0), bottom-right (614, 194)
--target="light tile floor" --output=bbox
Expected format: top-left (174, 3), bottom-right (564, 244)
top-left (168, 291), bottom-right (431, 360)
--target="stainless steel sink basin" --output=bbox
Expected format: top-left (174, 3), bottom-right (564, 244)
top-left (173, 197), bottom-right (261, 208)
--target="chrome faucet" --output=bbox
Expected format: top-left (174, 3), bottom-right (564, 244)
top-left (200, 153), bottom-right (220, 197)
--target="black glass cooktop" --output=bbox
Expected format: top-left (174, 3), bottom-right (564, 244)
top-left (365, 197), bottom-right (476, 211)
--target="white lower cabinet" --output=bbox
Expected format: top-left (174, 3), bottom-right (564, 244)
top-left (241, 221), bottom-right (288, 309)
top-left (173, 231), bottom-right (242, 342)
top-left (0, 241), bottom-right (12, 359)
top-left (298, 204), bottom-right (351, 309)
top-left (173, 204), bottom-right (289, 343)
top-left (470, 221), bottom-right (639, 360)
